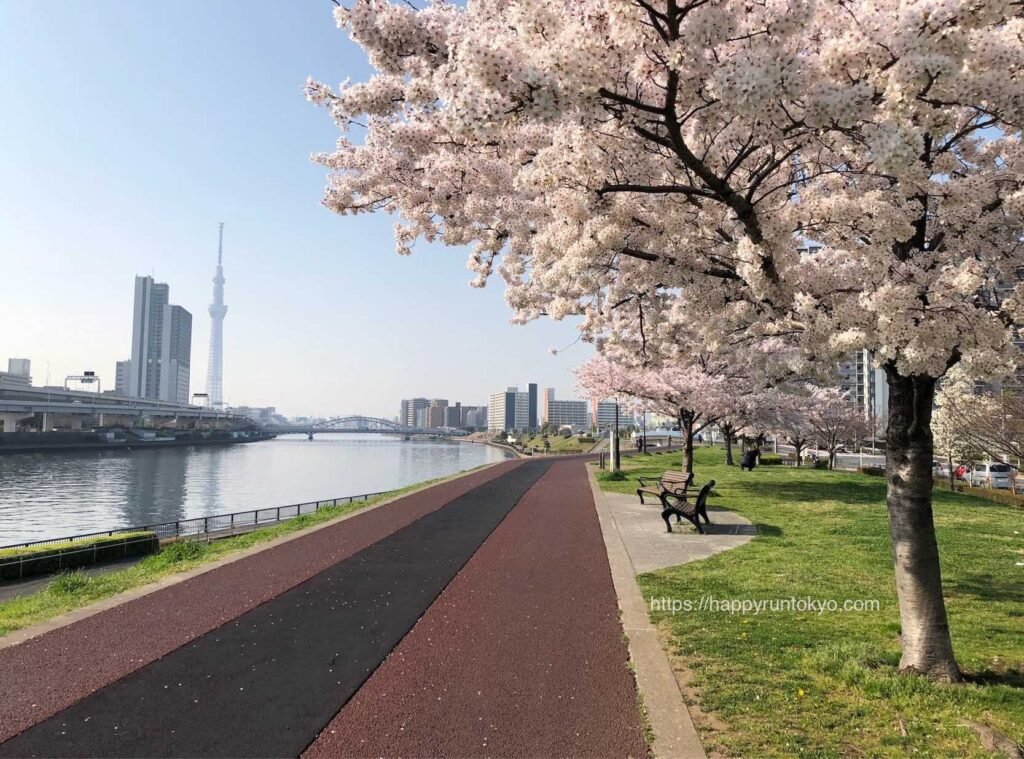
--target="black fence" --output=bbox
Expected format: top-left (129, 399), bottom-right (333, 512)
top-left (0, 490), bottom-right (393, 554)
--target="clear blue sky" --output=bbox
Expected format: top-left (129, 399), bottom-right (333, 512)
top-left (0, 1), bottom-right (590, 419)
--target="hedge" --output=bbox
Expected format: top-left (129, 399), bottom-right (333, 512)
top-left (0, 531), bottom-right (159, 581)
top-left (759, 454), bottom-right (783, 465)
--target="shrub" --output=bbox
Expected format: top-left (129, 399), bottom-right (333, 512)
top-left (759, 454), bottom-right (783, 465)
top-left (156, 539), bottom-right (208, 565)
top-left (47, 570), bottom-right (93, 596)
top-left (599, 470), bottom-right (628, 481)
top-left (0, 532), bottom-right (159, 581)
top-left (859, 466), bottom-right (886, 477)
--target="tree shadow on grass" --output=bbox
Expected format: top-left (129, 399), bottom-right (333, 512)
top-left (738, 480), bottom-right (887, 507)
top-left (964, 668), bottom-right (1024, 689)
top-left (946, 573), bottom-right (1024, 604)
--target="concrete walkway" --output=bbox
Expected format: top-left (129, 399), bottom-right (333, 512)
top-left (590, 471), bottom-right (757, 759)
top-left (603, 489), bottom-right (755, 573)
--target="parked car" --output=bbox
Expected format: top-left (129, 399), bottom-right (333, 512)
top-left (965, 462), bottom-right (1013, 489)
top-left (933, 461), bottom-right (952, 479)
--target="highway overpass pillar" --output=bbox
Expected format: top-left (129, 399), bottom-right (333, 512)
top-left (1, 413), bottom-right (32, 433)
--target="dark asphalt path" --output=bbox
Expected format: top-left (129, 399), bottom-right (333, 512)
top-left (0, 461), bottom-right (550, 758)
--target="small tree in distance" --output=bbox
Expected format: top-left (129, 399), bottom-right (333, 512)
top-left (807, 388), bottom-right (872, 470)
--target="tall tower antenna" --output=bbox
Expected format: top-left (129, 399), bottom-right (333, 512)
top-left (206, 222), bottom-right (228, 408)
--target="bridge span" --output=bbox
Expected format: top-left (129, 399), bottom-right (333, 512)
top-left (264, 415), bottom-right (468, 437)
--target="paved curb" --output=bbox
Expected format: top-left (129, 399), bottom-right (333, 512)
top-left (587, 468), bottom-right (707, 759)
top-left (0, 462), bottom-right (511, 651)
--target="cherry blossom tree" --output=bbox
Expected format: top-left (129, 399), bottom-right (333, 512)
top-left (769, 389), bottom-right (816, 467)
top-left (806, 388), bottom-right (872, 470)
top-left (576, 353), bottom-right (735, 473)
top-left (310, 0), bottom-right (1024, 679)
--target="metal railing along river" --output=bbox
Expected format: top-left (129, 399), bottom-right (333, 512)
top-left (0, 490), bottom-right (394, 553)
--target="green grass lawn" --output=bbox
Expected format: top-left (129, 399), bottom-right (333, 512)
top-left (598, 447), bottom-right (1023, 757)
top-left (519, 434), bottom-right (596, 452)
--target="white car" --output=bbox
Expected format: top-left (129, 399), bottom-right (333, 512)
top-left (965, 462), bottom-right (1014, 490)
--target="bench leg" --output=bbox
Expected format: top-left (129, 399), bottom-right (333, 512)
top-left (661, 508), bottom-right (674, 533)
top-left (698, 503), bottom-right (711, 525)
top-left (637, 488), bottom-right (645, 505)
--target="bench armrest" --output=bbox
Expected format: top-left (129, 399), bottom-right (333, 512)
top-left (637, 476), bottom-right (655, 487)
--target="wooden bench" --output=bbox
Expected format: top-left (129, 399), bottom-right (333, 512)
top-left (636, 470), bottom-right (694, 505)
top-left (661, 480), bottom-right (715, 534)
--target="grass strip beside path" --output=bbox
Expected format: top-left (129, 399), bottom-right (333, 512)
top-left (597, 447), bottom-right (1023, 757)
top-left (0, 467), bottom-right (492, 638)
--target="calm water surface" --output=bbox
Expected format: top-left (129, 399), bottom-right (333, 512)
top-left (0, 435), bottom-right (514, 544)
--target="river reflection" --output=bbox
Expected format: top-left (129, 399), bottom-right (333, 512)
top-left (0, 435), bottom-right (512, 544)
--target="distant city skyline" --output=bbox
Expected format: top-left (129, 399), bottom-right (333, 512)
top-left (0, 2), bottom-right (591, 418)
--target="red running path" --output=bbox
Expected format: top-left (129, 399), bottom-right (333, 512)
top-left (0, 460), bottom-right (523, 745)
top-left (0, 457), bottom-right (647, 757)
top-left (304, 458), bottom-right (647, 758)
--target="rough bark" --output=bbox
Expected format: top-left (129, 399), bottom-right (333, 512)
top-left (681, 410), bottom-right (696, 473)
top-left (885, 369), bottom-right (961, 680)
top-left (722, 423), bottom-right (735, 465)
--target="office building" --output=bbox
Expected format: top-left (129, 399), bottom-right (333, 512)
top-left (125, 275), bottom-right (192, 403)
top-left (7, 358), bottom-right (30, 378)
top-left (445, 403), bottom-right (462, 428)
top-left (547, 399), bottom-right (589, 429)
top-left (488, 386), bottom-right (531, 432)
top-left (0, 358), bottom-right (31, 390)
top-left (401, 398), bottom-right (429, 428)
top-left (837, 349), bottom-right (888, 430)
top-left (591, 399), bottom-right (620, 432)
top-left (114, 360), bottom-right (131, 395)
top-left (128, 275), bottom-right (170, 399)
top-left (159, 305), bottom-right (192, 405)
top-left (541, 388), bottom-right (556, 424)
top-left (528, 383), bottom-right (538, 431)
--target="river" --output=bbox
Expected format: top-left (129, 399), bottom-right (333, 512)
top-left (0, 435), bottom-right (514, 545)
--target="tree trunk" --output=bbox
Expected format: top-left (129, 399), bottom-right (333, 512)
top-left (829, 450), bottom-right (836, 470)
top-left (681, 411), bottom-right (695, 473)
top-left (947, 451), bottom-right (955, 491)
top-left (723, 425), bottom-right (734, 465)
top-left (885, 370), bottom-right (960, 680)
top-left (793, 441), bottom-right (803, 466)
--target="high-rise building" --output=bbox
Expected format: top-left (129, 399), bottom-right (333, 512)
top-left (488, 386), bottom-right (532, 432)
top-left (547, 400), bottom-right (589, 429)
top-left (541, 387), bottom-right (555, 424)
top-left (126, 275), bottom-right (192, 403)
top-left (7, 358), bottom-right (30, 378)
top-left (206, 223), bottom-right (228, 408)
top-left (527, 383), bottom-right (538, 431)
top-left (426, 402), bottom-right (447, 428)
top-left (402, 398), bottom-right (429, 427)
top-left (114, 360), bottom-right (131, 396)
top-left (837, 349), bottom-right (888, 429)
top-left (591, 399), bottom-right (620, 432)
top-left (445, 403), bottom-right (462, 428)
top-left (159, 305), bottom-right (192, 404)
top-left (128, 275), bottom-right (170, 399)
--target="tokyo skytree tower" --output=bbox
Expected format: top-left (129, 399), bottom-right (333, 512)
top-left (206, 223), bottom-right (228, 407)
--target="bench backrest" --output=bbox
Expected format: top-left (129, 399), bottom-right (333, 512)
top-left (660, 471), bottom-right (694, 488)
top-left (694, 480), bottom-right (715, 508)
